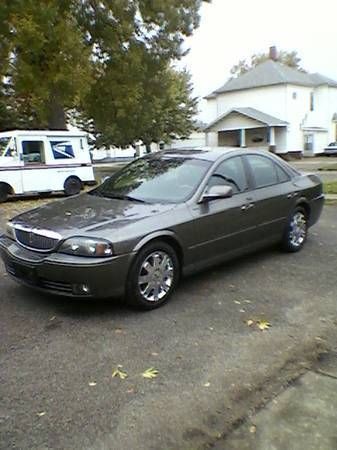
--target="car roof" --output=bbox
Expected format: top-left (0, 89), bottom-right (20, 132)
top-left (154, 147), bottom-right (270, 162)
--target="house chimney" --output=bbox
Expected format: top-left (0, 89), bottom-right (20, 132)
top-left (269, 46), bottom-right (277, 61)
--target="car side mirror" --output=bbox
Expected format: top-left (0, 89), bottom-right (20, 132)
top-left (200, 185), bottom-right (233, 202)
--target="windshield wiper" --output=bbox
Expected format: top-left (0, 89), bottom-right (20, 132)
top-left (90, 191), bottom-right (146, 203)
top-left (122, 195), bottom-right (146, 203)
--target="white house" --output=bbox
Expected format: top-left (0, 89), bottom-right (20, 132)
top-left (204, 53), bottom-right (337, 156)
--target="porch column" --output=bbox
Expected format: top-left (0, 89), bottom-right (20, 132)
top-left (240, 128), bottom-right (246, 147)
top-left (269, 127), bottom-right (276, 146)
top-left (269, 126), bottom-right (276, 152)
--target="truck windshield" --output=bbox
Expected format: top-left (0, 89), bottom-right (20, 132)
top-left (0, 137), bottom-right (11, 156)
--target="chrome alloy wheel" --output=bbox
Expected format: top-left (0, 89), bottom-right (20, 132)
top-left (289, 211), bottom-right (307, 248)
top-left (138, 251), bottom-right (174, 302)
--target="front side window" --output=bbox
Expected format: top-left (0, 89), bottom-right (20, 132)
top-left (247, 155), bottom-right (279, 188)
top-left (22, 141), bottom-right (45, 164)
top-left (90, 156), bottom-right (211, 203)
top-left (0, 137), bottom-right (11, 157)
top-left (208, 156), bottom-right (248, 194)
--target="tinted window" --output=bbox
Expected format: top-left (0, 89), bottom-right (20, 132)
top-left (22, 141), bottom-right (45, 164)
top-left (247, 155), bottom-right (278, 188)
top-left (208, 157), bottom-right (248, 194)
top-left (91, 156), bottom-right (211, 203)
top-left (275, 164), bottom-right (290, 183)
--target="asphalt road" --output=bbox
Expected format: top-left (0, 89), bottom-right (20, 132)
top-left (1, 206), bottom-right (337, 450)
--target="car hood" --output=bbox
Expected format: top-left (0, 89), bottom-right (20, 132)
top-left (11, 193), bottom-right (176, 238)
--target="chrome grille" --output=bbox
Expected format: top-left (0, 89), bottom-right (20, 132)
top-left (14, 226), bottom-right (61, 252)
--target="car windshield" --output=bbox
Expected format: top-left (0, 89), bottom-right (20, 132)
top-left (0, 137), bottom-right (10, 156)
top-left (90, 155), bottom-right (211, 203)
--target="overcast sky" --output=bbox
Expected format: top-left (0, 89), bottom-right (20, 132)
top-left (179, 0), bottom-right (337, 118)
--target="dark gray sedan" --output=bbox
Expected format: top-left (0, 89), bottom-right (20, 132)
top-left (0, 148), bottom-right (324, 309)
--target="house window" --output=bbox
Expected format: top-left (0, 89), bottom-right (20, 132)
top-left (310, 92), bottom-right (315, 111)
top-left (292, 92), bottom-right (297, 100)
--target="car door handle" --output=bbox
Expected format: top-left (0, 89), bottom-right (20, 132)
top-left (241, 203), bottom-right (255, 211)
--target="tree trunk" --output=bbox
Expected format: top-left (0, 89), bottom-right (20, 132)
top-left (47, 96), bottom-right (67, 130)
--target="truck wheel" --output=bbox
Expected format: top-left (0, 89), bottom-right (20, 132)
top-left (64, 177), bottom-right (82, 196)
top-left (0, 183), bottom-right (9, 203)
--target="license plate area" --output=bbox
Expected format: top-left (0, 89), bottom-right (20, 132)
top-left (7, 261), bottom-right (38, 285)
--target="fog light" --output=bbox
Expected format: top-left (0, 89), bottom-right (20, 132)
top-left (73, 283), bottom-right (91, 295)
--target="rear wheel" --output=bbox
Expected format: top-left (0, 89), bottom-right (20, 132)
top-left (0, 183), bottom-right (9, 203)
top-left (282, 207), bottom-right (308, 252)
top-left (125, 241), bottom-right (180, 310)
top-left (64, 177), bottom-right (82, 196)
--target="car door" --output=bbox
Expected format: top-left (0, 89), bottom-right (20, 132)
top-left (244, 154), bottom-right (297, 241)
top-left (188, 156), bottom-right (258, 265)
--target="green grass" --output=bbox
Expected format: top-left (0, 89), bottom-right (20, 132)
top-left (323, 181), bottom-right (337, 194)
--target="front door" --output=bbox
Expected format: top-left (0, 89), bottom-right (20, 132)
top-left (189, 156), bottom-right (257, 266)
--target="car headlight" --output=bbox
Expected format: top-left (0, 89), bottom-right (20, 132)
top-left (58, 237), bottom-right (114, 257)
top-left (5, 222), bottom-right (16, 240)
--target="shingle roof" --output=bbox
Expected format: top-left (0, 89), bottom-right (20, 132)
top-left (204, 107), bottom-right (288, 131)
top-left (205, 60), bottom-right (337, 98)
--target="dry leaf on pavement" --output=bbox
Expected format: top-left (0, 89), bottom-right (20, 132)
top-left (112, 365), bottom-right (128, 379)
top-left (142, 367), bottom-right (159, 379)
top-left (257, 319), bottom-right (271, 331)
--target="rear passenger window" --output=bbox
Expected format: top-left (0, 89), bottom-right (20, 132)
top-left (208, 157), bottom-right (248, 194)
top-left (275, 164), bottom-right (290, 183)
top-left (247, 155), bottom-right (278, 188)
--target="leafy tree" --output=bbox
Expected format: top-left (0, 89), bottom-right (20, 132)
top-left (230, 49), bottom-right (306, 78)
top-left (0, 0), bottom-right (208, 143)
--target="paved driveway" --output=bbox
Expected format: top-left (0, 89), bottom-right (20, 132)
top-left (0, 205), bottom-right (337, 450)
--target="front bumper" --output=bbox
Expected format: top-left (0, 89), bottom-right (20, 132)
top-left (0, 235), bottom-right (134, 298)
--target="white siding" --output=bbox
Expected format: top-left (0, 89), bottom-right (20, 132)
top-left (213, 85), bottom-right (288, 121)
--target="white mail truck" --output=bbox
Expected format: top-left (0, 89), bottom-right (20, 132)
top-left (0, 130), bottom-right (96, 202)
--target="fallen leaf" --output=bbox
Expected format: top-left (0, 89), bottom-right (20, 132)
top-left (204, 382), bottom-right (210, 387)
top-left (88, 381), bottom-right (97, 386)
top-left (126, 388), bottom-right (135, 394)
top-left (234, 300), bottom-right (241, 305)
top-left (244, 300), bottom-right (251, 304)
top-left (49, 316), bottom-right (56, 321)
top-left (249, 425), bottom-right (257, 433)
top-left (239, 309), bottom-right (246, 313)
top-left (246, 319), bottom-right (254, 327)
top-left (114, 328), bottom-right (124, 334)
top-left (209, 327), bottom-right (214, 331)
top-left (112, 365), bottom-right (128, 380)
top-left (37, 411), bottom-right (46, 417)
top-left (257, 319), bottom-right (271, 331)
top-left (151, 352), bottom-right (159, 356)
top-left (142, 367), bottom-right (159, 379)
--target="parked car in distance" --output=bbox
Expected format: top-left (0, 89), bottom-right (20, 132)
top-left (324, 142), bottom-right (337, 156)
top-left (0, 148), bottom-right (324, 310)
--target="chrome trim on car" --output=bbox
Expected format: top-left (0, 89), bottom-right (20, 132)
top-left (12, 223), bottom-right (62, 253)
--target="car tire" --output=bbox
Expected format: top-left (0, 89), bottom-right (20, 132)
top-left (0, 183), bottom-right (9, 203)
top-left (281, 207), bottom-right (308, 252)
top-left (64, 177), bottom-right (82, 196)
top-left (125, 241), bottom-right (180, 310)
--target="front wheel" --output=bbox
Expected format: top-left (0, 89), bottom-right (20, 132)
top-left (125, 241), bottom-right (180, 310)
top-left (281, 207), bottom-right (308, 252)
